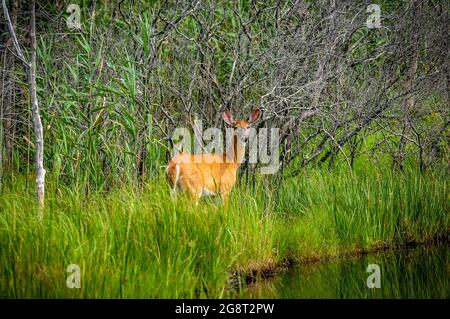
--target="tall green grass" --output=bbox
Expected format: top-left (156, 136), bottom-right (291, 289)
top-left (0, 167), bottom-right (447, 298)
top-left (275, 167), bottom-right (449, 260)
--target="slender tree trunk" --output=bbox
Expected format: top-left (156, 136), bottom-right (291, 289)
top-left (29, 0), bottom-right (45, 216)
top-left (2, 0), bottom-right (45, 216)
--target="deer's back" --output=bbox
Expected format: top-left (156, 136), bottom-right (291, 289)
top-left (167, 153), bottom-right (237, 194)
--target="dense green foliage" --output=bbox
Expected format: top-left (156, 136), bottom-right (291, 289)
top-left (1, 1), bottom-right (449, 189)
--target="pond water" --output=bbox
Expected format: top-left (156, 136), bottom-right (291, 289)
top-left (241, 243), bottom-right (449, 298)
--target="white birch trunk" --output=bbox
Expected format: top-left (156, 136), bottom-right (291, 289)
top-left (29, 0), bottom-right (45, 216)
top-left (2, 0), bottom-right (45, 216)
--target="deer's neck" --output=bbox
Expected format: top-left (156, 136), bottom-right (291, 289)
top-left (225, 135), bottom-right (246, 169)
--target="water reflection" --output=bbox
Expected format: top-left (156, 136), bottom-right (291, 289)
top-left (241, 243), bottom-right (449, 298)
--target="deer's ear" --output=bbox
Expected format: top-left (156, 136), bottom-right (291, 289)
top-left (223, 111), bottom-right (235, 126)
top-left (248, 109), bottom-right (261, 124)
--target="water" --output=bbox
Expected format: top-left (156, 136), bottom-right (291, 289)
top-left (242, 243), bottom-right (449, 298)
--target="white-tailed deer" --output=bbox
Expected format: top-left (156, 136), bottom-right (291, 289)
top-left (167, 109), bottom-right (261, 205)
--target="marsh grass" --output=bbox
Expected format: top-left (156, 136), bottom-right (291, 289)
top-left (0, 166), bottom-right (447, 298)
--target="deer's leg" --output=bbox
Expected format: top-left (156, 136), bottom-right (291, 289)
top-left (220, 192), bottom-right (229, 208)
top-left (170, 187), bottom-right (178, 199)
top-left (186, 183), bottom-right (202, 206)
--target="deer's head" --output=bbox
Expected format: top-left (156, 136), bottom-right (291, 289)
top-left (222, 109), bottom-right (261, 143)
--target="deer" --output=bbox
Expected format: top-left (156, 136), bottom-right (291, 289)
top-left (166, 109), bottom-right (261, 206)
